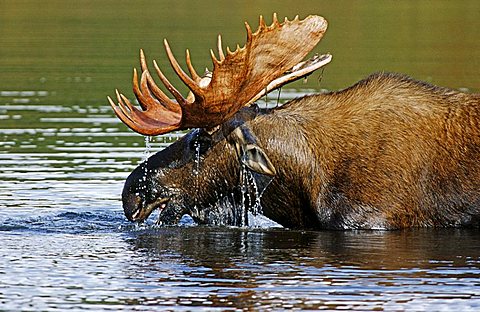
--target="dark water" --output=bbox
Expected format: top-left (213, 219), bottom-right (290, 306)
top-left (1, 1), bottom-right (479, 311)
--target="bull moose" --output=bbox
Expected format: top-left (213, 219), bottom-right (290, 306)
top-left (108, 14), bottom-right (480, 229)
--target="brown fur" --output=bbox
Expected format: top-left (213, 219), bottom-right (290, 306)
top-left (123, 72), bottom-right (480, 229)
top-left (250, 73), bottom-right (480, 228)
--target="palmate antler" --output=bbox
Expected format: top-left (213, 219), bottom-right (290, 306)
top-left (108, 14), bottom-right (330, 136)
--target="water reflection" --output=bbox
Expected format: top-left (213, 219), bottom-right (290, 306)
top-left (122, 227), bottom-right (480, 310)
top-left (129, 228), bottom-right (480, 270)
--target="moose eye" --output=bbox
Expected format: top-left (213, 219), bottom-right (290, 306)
top-left (190, 131), bottom-right (212, 155)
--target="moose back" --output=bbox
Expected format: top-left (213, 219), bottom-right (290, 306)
top-left (109, 15), bottom-right (480, 229)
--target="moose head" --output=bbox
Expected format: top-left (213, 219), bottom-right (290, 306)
top-left (108, 14), bottom-right (331, 226)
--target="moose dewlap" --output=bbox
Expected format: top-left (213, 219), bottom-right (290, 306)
top-left (108, 14), bottom-right (480, 229)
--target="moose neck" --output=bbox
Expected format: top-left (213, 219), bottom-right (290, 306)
top-left (246, 103), bottom-right (326, 228)
top-left (181, 138), bottom-right (244, 225)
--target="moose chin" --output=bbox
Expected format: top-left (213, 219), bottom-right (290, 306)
top-left (108, 14), bottom-right (480, 230)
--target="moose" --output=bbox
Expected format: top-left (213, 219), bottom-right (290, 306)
top-left (108, 14), bottom-right (480, 229)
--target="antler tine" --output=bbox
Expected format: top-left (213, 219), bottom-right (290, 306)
top-left (115, 89), bottom-right (135, 119)
top-left (258, 15), bottom-right (266, 29)
top-left (210, 49), bottom-right (220, 66)
top-left (109, 90), bottom-right (180, 136)
top-left (116, 90), bottom-right (162, 130)
top-left (133, 68), bottom-right (173, 113)
top-left (108, 95), bottom-right (145, 134)
top-left (272, 13), bottom-right (280, 26)
top-left (185, 49), bottom-right (201, 83)
top-left (244, 21), bottom-right (253, 41)
top-left (217, 34), bottom-right (225, 61)
top-left (132, 68), bottom-right (148, 111)
top-left (108, 95), bottom-right (131, 123)
top-left (118, 91), bottom-right (161, 125)
top-left (109, 90), bottom-right (140, 127)
top-left (138, 49), bottom-right (181, 112)
top-left (139, 49), bottom-right (148, 73)
top-left (163, 39), bottom-right (203, 98)
top-left (143, 70), bottom-right (181, 112)
top-left (152, 59), bottom-right (188, 106)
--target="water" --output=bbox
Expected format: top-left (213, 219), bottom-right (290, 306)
top-left (1, 1), bottom-right (480, 311)
top-left (1, 226), bottom-right (479, 311)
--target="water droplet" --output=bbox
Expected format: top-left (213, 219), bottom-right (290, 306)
top-left (192, 132), bottom-right (202, 216)
top-left (193, 137), bottom-right (201, 176)
top-left (237, 163), bottom-right (275, 228)
top-left (143, 136), bottom-right (152, 161)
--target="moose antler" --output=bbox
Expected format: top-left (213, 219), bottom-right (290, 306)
top-left (108, 14), bottom-right (329, 136)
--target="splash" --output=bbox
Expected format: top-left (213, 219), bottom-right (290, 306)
top-left (238, 163), bottom-right (277, 228)
top-left (142, 135), bottom-right (152, 161)
top-left (187, 129), bottom-right (279, 228)
top-left (191, 132), bottom-right (202, 218)
top-left (193, 136), bottom-right (201, 176)
top-left (239, 163), bottom-right (249, 227)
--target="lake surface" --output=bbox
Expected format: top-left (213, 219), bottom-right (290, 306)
top-left (1, 1), bottom-right (479, 311)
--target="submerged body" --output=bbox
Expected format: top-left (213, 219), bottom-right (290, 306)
top-left (123, 73), bottom-right (480, 229)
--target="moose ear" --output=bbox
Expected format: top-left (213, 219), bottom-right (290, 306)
top-left (229, 125), bottom-right (277, 176)
top-left (242, 144), bottom-right (277, 176)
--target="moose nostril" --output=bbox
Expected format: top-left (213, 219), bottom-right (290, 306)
top-left (122, 192), bottom-right (142, 222)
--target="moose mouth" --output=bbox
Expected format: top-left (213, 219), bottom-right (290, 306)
top-left (131, 197), bottom-right (170, 222)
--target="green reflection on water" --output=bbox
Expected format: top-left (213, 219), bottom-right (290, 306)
top-left (1, 1), bottom-right (479, 93)
top-left (0, 0), bottom-right (479, 153)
